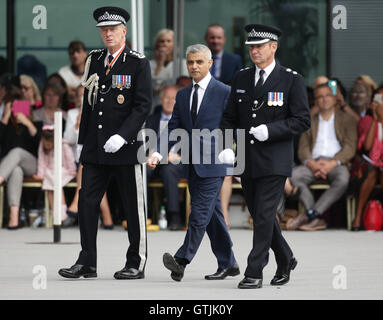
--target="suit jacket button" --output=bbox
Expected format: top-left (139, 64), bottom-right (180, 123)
top-left (100, 98), bottom-right (104, 102)
top-left (250, 140), bottom-right (255, 144)
top-left (101, 85), bottom-right (105, 89)
top-left (98, 125), bottom-right (102, 129)
top-left (239, 99), bottom-right (242, 102)
top-left (99, 111), bottom-right (103, 116)
top-left (252, 114), bottom-right (257, 118)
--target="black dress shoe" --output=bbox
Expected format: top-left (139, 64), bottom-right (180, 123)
top-left (351, 226), bottom-right (364, 231)
top-left (163, 252), bottom-right (185, 282)
top-left (58, 264), bottom-right (97, 279)
top-left (270, 257), bottom-right (297, 286)
top-left (238, 277), bottom-right (263, 289)
top-left (7, 225), bottom-right (20, 230)
top-left (205, 262), bottom-right (240, 280)
top-left (114, 267), bottom-right (145, 280)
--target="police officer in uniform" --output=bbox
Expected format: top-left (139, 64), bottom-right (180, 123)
top-left (219, 24), bottom-right (311, 289)
top-left (58, 7), bottom-right (152, 280)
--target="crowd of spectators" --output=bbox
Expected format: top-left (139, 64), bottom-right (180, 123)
top-left (0, 24), bottom-right (382, 232)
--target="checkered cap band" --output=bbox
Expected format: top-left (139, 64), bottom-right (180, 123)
top-left (98, 11), bottom-right (126, 24)
top-left (248, 29), bottom-right (278, 41)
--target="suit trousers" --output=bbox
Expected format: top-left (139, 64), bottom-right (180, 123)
top-left (175, 166), bottom-right (236, 270)
top-left (290, 164), bottom-right (350, 214)
top-left (241, 174), bottom-right (293, 278)
top-left (76, 163), bottom-right (147, 270)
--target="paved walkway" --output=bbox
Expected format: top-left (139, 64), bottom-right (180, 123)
top-left (0, 227), bottom-right (382, 300)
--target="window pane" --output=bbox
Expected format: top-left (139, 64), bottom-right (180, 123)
top-left (184, 0), bottom-right (327, 86)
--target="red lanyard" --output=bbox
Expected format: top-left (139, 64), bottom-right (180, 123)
top-left (106, 44), bottom-right (125, 74)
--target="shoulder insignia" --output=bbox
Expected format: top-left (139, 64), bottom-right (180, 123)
top-left (128, 49), bottom-right (145, 59)
top-left (88, 48), bottom-right (104, 56)
top-left (285, 67), bottom-right (299, 75)
top-left (240, 67), bottom-right (250, 72)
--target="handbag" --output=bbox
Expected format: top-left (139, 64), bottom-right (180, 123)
top-left (363, 200), bottom-right (383, 231)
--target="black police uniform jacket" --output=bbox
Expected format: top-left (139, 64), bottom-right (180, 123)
top-left (78, 46), bottom-right (152, 165)
top-left (220, 63), bottom-right (311, 178)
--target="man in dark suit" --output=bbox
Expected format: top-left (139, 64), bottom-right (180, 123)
top-left (220, 24), bottom-right (311, 289)
top-left (145, 86), bottom-right (185, 230)
top-left (148, 44), bottom-right (239, 282)
top-left (58, 6), bottom-right (152, 280)
top-left (205, 24), bottom-right (242, 85)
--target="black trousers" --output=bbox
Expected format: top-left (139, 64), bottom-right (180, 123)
top-left (76, 163), bottom-right (147, 270)
top-left (146, 163), bottom-right (184, 217)
top-left (241, 174), bottom-right (293, 278)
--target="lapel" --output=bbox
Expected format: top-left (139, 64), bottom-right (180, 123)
top-left (195, 77), bottom-right (215, 125)
top-left (93, 49), bottom-right (107, 80)
top-left (219, 52), bottom-right (228, 81)
top-left (99, 46), bottom-right (129, 85)
top-left (183, 85), bottom-right (193, 129)
top-left (311, 114), bottom-right (319, 147)
top-left (253, 63), bottom-right (281, 99)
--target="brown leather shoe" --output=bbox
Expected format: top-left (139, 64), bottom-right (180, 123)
top-left (286, 213), bottom-right (308, 230)
top-left (299, 218), bottom-right (327, 231)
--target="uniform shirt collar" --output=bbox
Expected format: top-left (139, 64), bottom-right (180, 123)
top-left (192, 72), bottom-right (212, 90)
top-left (255, 59), bottom-right (276, 78)
top-left (105, 44), bottom-right (125, 66)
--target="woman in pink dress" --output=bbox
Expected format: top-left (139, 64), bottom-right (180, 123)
top-left (351, 87), bottom-right (383, 230)
top-left (33, 125), bottom-right (76, 224)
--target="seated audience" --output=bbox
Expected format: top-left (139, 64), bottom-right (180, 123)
top-left (351, 86), bottom-right (383, 231)
top-left (58, 41), bottom-right (88, 103)
top-left (150, 29), bottom-right (188, 110)
top-left (33, 83), bottom-right (67, 125)
top-left (286, 83), bottom-right (357, 231)
top-left (33, 126), bottom-right (76, 226)
top-left (145, 86), bottom-right (185, 230)
top-left (349, 80), bottom-right (373, 118)
top-left (0, 76), bottom-right (42, 229)
top-left (20, 74), bottom-right (42, 110)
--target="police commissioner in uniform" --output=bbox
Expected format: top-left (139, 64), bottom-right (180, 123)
top-left (59, 7), bottom-right (152, 280)
top-left (219, 24), bottom-right (311, 289)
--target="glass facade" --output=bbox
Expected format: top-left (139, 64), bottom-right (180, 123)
top-left (183, 0), bottom-right (327, 86)
top-left (2, 0), bottom-right (327, 86)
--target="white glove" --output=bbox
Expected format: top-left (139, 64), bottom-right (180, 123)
top-left (76, 144), bottom-right (83, 163)
top-left (103, 134), bottom-right (127, 153)
top-left (151, 151), bottom-right (163, 163)
top-left (249, 125), bottom-right (269, 142)
top-left (218, 149), bottom-right (235, 164)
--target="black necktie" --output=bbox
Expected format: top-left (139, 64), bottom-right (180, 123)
top-left (191, 84), bottom-right (199, 125)
top-left (255, 69), bottom-right (265, 89)
top-left (105, 55), bottom-right (113, 75)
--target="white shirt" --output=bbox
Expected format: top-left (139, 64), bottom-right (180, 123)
top-left (58, 65), bottom-right (83, 88)
top-left (190, 72), bottom-right (212, 114)
top-left (312, 113), bottom-right (342, 159)
top-left (255, 59), bottom-right (276, 86)
top-left (104, 44), bottom-right (125, 68)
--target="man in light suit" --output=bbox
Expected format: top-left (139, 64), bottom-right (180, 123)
top-left (148, 44), bottom-right (239, 282)
top-left (205, 24), bottom-right (242, 85)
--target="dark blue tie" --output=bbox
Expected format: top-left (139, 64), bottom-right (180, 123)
top-left (211, 56), bottom-right (217, 77)
top-left (191, 84), bottom-right (199, 125)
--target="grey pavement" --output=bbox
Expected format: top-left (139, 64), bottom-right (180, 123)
top-left (1, 225), bottom-right (383, 300)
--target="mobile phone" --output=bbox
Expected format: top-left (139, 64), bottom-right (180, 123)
top-left (11, 100), bottom-right (31, 117)
top-left (328, 80), bottom-right (337, 96)
top-left (374, 93), bottom-right (383, 104)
